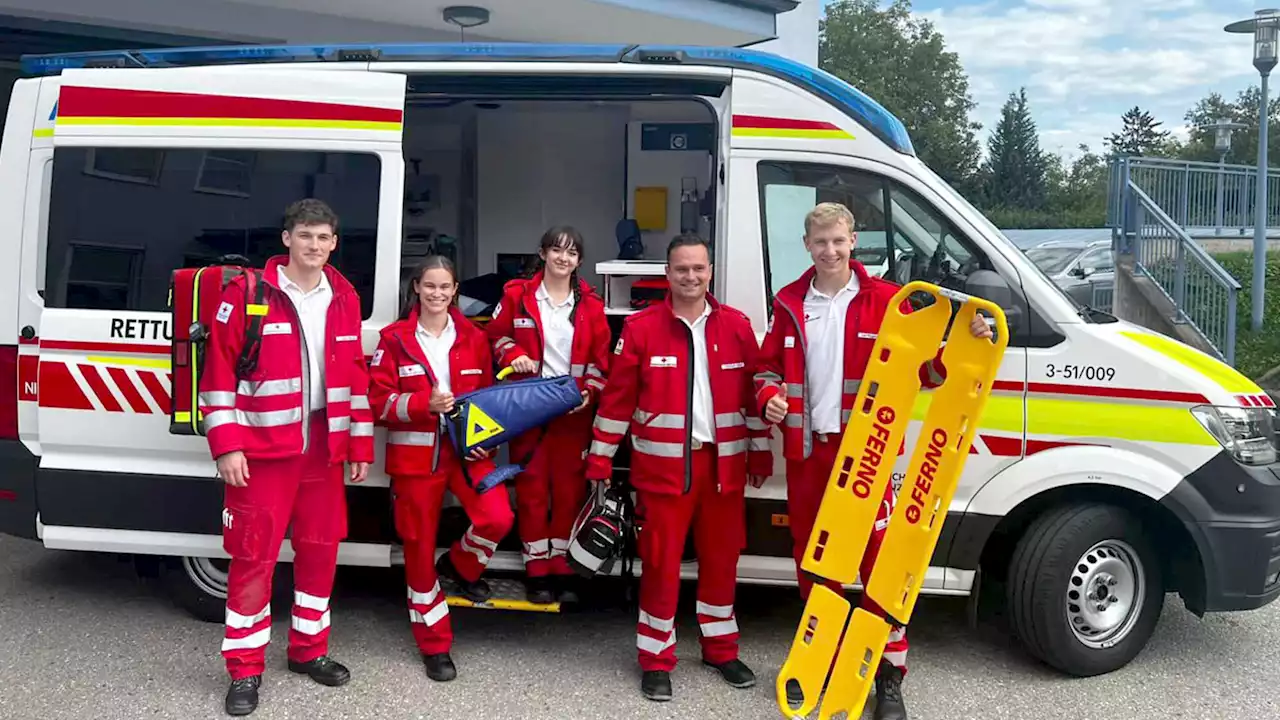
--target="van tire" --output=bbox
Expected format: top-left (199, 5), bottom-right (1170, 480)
top-left (159, 555), bottom-right (294, 625)
top-left (1005, 503), bottom-right (1163, 677)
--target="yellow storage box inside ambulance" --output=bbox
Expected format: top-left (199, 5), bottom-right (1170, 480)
top-left (0, 42), bottom-right (1275, 682)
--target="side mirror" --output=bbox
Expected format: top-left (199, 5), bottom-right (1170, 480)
top-left (1079, 266), bottom-right (1097, 279)
top-left (963, 269), bottom-right (1025, 337)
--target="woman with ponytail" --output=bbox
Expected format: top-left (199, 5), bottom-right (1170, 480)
top-left (368, 255), bottom-right (514, 682)
top-left (485, 226), bottom-right (611, 605)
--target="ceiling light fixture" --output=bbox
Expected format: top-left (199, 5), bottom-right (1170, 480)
top-left (443, 5), bottom-right (490, 41)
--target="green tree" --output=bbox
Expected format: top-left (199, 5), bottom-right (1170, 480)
top-left (1106, 106), bottom-right (1172, 157)
top-left (982, 88), bottom-right (1050, 212)
top-left (819, 0), bottom-right (983, 194)
top-left (1181, 87), bottom-right (1280, 165)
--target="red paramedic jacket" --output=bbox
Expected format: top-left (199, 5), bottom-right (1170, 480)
top-left (485, 271), bottom-right (613, 399)
top-left (752, 259), bottom-right (944, 463)
top-left (585, 293), bottom-right (773, 496)
top-left (197, 255), bottom-right (374, 464)
top-left (484, 271), bottom-right (613, 462)
top-left (368, 304), bottom-right (498, 479)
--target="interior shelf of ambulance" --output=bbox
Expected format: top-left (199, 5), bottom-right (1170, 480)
top-left (396, 97), bottom-right (712, 322)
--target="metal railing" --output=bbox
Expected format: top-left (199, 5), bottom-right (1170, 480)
top-left (1108, 155), bottom-right (1280, 236)
top-left (1091, 281), bottom-right (1114, 313)
top-left (1117, 180), bottom-right (1241, 364)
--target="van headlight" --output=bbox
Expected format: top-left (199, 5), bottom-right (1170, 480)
top-left (1191, 405), bottom-right (1279, 465)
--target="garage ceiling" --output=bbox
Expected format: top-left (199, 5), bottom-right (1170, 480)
top-left (0, 14), bottom-right (229, 63)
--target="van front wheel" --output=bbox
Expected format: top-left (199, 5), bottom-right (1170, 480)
top-left (1005, 503), bottom-right (1164, 677)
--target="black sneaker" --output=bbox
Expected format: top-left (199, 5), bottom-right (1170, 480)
top-left (874, 662), bottom-right (908, 720)
top-left (641, 670), bottom-right (673, 701)
top-left (785, 678), bottom-right (804, 709)
top-left (224, 675), bottom-right (260, 716)
top-left (437, 552), bottom-right (492, 603)
top-left (555, 576), bottom-right (582, 606)
top-left (702, 658), bottom-right (756, 688)
top-left (287, 656), bottom-right (351, 687)
top-left (422, 652), bottom-right (457, 682)
top-left (526, 576), bottom-right (555, 605)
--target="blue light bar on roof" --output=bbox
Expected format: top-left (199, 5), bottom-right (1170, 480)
top-left (20, 42), bottom-right (633, 75)
top-left (19, 41), bottom-right (914, 156)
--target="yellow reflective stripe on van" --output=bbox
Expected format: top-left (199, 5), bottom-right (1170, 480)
top-left (910, 392), bottom-right (1217, 446)
top-left (1119, 330), bottom-right (1259, 394)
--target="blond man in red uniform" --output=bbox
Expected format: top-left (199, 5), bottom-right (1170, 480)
top-left (754, 202), bottom-right (991, 720)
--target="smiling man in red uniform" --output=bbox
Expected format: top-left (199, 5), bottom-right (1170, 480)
top-left (199, 198), bottom-right (374, 717)
top-left (585, 233), bottom-right (773, 702)
top-left (754, 202), bottom-right (992, 720)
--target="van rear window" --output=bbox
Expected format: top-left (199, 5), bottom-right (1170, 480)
top-left (44, 148), bottom-right (381, 318)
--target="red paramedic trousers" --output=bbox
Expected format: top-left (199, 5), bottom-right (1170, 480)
top-left (786, 434), bottom-right (908, 673)
top-left (221, 410), bottom-right (347, 680)
top-left (634, 446), bottom-right (745, 673)
top-left (393, 443), bottom-right (514, 655)
top-left (514, 412), bottom-right (592, 578)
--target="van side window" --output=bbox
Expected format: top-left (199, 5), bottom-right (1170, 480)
top-left (756, 160), bottom-right (1057, 348)
top-left (44, 148), bottom-right (381, 318)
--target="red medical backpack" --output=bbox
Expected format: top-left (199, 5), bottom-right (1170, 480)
top-left (167, 254), bottom-right (266, 436)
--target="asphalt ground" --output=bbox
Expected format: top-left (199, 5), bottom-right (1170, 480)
top-left (2, 534), bottom-right (1277, 720)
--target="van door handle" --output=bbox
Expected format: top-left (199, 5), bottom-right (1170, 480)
top-left (20, 325), bottom-right (35, 340)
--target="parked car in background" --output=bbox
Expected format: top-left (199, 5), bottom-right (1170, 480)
top-left (1024, 238), bottom-right (1115, 308)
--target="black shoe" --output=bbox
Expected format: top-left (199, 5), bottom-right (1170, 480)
top-left (555, 576), bottom-right (581, 606)
top-left (422, 653), bottom-right (457, 682)
top-left (224, 675), bottom-right (260, 716)
top-left (526, 576), bottom-right (555, 605)
top-left (641, 670), bottom-right (673, 701)
top-left (437, 552), bottom-right (492, 603)
top-left (784, 678), bottom-right (804, 709)
top-left (287, 656), bottom-right (351, 687)
top-left (702, 658), bottom-right (756, 688)
top-left (874, 662), bottom-right (908, 720)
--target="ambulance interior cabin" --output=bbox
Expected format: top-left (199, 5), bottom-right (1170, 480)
top-left (398, 91), bottom-right (718, 332)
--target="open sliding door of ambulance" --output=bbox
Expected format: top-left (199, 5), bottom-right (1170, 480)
top-left (31, 66), bottom-right (405, 566)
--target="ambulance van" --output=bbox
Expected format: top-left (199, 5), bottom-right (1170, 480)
top-left (1, 42), bottom-right (1278, 680)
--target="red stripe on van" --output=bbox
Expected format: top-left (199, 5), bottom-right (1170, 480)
top-left (139, 372), bottom-right (172, 414)
top-left (990, 379), bottom-right (1208, 404)
top-left (58, 86), bottom-right (403, 124)
top-left (37, 361), bottom-right (93, 410)
top-left (40, 339), bottom-right (169, 355)
top-left (732, 114), bottom-right (842, 131)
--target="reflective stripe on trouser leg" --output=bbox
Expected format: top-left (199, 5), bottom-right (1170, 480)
top-left (882, 625), bottom-right (908, 673)
top-left (689, 451), bottom-right (743, 665)
top-left (404, 533), bottom-right (452, 655)
top-left (222, 600), bottom-right (272, 679)
top-left (635, 485), bottom-right (699, 672)
top-left (446, 479), bottom-right (515, 583)
top-left (288, 545), bottom-right (339, 664)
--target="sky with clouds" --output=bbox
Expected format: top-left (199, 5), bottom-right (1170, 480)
top-left (823, 0), bottom-right (1270, 160)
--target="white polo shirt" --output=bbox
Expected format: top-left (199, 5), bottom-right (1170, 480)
top-left (277, 265), bottom-right (332, 410)
top-left (678, 302), bottom-right (715, 444)
top-left (804, 271), bottom-right (860, 434)
top-left (536, 281), bottom-right (575, 379)
top-left (416, 315), bottom-right (456, 394)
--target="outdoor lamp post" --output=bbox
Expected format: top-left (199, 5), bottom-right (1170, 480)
top-left (1227, 8), bottom-right (1280, 332)
top-left (1208, 118), bottom-right (1247, 234)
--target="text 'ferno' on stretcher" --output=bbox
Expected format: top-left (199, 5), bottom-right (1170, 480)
top-left (776, 281), bottom-right (1009, 720)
